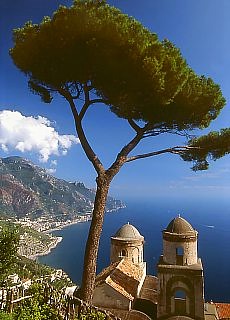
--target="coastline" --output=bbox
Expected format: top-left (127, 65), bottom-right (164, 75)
top-left (44, 215), bottom-right (92, 234)
top-left (30, 206), bottom-right (125, 260)
top-left (44, 205), bottom-right (125, 234)
top-left (28, 215), bottom-right (93, 260)
top-left (28, 236), bottom-right (63, 260)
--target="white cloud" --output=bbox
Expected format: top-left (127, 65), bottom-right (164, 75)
top-left (46, 159), bottom-right (58, 174)
top-left (0, 110), bottom-right (79, 162)
top-left (46, 168), bottom-right (57, 175)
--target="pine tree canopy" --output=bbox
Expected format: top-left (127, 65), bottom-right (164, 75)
top-left (10, 0), bottom-right (226, 132)
top-left (181, 128), bottom-right (230, 171)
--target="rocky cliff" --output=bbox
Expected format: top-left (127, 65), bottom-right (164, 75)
top-left (0, 156), bottom-right (124, 220)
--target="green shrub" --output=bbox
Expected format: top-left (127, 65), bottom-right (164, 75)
top-left (12, 300), bottom-right (61, 320)
top-left (0, 311), bottom-right (13, 320)
top-left (12, 283), bottom-right (61, 320)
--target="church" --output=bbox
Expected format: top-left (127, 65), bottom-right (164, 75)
top-left (92, 216), bottom-right (229, 320)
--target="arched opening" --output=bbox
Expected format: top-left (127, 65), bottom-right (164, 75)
top-left (131, 247), bottom-right (139, 264)
top-left (166, 276), bottom-right (194, 318)
top-left (176, 246), bottom-right (184, 265)
top-left (120, 249), bottom-right (127, 258)
top-left (174, 289), bottom-right (187, 315)
top-left (175, 290), bottom-right (186, 299)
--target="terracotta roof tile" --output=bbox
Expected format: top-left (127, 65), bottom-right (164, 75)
top-left (95, 261), bottom-right (119, 285)
top-left (139, 275), bottom-right (158, 303)
top-left (116, 259), bottom-right (143, 281)
top-left (214, 303), bottom-right (230, 319)
top-left (95, 259), bottom-right (145, 301)
top-left (106, 277), bottom-right (135, 300)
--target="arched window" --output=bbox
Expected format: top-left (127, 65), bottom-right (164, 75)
top-left (175, 290), bottom-right (186, 299)
top-left (132, 247), bottom-right (139, 264)
top-left (174, 289), bottom-right (187, 315)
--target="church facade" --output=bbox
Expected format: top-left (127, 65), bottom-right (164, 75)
top-left (93, 216), bottom-right (206, 320)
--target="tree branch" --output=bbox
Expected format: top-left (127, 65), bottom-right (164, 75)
top-left (128, 119), bottom-right (142, 133)
top-left (78, 84), bottom-right (91, 121)
top-left (143, 127), bottom-right (193, 139)
top-left (79, 99), bottom-right (107, 119)
top-left (79, 84), bottom-right (107, 120)
top-left (58, 87), bottom-right (105, 175)
top-left (64, 82), bottom-right (83, 99)
top-left (126, 146), bottom-right (199, 163)
top-left (90, 98), bottom-right (107, 105)
top-left (106, 122), bottom-right (151, 177)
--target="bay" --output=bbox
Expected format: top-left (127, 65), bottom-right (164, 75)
top-left (39, 197), bottom-right (230, 302)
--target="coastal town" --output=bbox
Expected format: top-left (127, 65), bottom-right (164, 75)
top-left (0, 155), bottom-right (125, 261)
top-left (15, 213), bottom-right (92, 260)
top-left (17, 213), bottom-right (92, 233)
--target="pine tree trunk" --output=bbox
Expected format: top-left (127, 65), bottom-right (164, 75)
top-left (80, 174), bottom-right (110, 304)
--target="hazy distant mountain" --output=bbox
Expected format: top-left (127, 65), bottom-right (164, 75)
top-left (0, 156), bottom-right (124, 220)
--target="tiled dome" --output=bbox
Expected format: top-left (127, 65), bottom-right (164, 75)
top-left (113, 223), bottom-right (143, 239)
top-left (166, 216), bottom-right (195, 234)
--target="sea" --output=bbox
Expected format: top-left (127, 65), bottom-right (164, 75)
top-left (38, 196), bottom-right (230, 302)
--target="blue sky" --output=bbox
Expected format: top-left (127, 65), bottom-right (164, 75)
top-left (0, 0), bottom-right (230, 201)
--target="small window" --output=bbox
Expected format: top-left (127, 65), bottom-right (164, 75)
top-left (176, 247), bottom-right (184, 265)
top-left (176, 247), bottom-right (184, 256)
top-left (121, 249), bottom-right (127, 257)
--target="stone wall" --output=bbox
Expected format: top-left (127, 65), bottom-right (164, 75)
top-left (163, 237), bottom-right (197, 265)
top-left (110, 238), bottom-right (144, 266)
top-left (93, 283), bottom-right (131, 310)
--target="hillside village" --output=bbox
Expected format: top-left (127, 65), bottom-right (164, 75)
top-left (0, 156), bottom-right (125, 260)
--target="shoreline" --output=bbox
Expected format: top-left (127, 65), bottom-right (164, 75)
top-left (44, 206), bottom-right (126, 234)
top-left (29, 206), bottom-right (126, 260)
top-left (28, 236), bottom-right (63, 260)
top-left (44, 215), bottom-right (92, 234)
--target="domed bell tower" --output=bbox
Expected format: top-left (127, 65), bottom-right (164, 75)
top-left (157, 216), bottom-right (204, 320)
top-left (110, 222), bottom-right (145, 269)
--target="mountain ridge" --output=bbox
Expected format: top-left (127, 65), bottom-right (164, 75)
top-left (0, 156), bottom-right (125, 222)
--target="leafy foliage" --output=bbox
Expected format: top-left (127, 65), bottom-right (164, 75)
top-left (10, 0), bottom-right (225, 131)
top-left (0, 223), bottom-right (19, 285)
top-left (181, 128), bottom-right (230, 170)
top-left (28, 79), bottom-right (52, 103)
top-left (0, 311), bottom-right (13, 320)
top-left (0, 219), bottom-right (74, 290)
top-left (11, 282), bottom-right (105, 320)
top-left (12, 283), bottom-right (62, 320)
top-left (14, 255), bottom-right (53, 279)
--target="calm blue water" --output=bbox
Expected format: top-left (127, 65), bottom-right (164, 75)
top-left (39, 197), bottom-right (230, 302)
